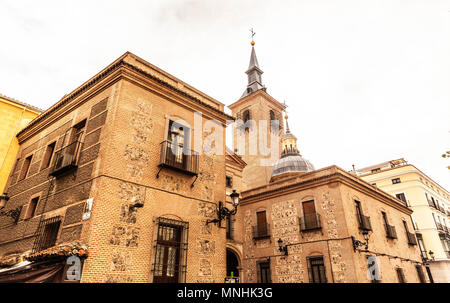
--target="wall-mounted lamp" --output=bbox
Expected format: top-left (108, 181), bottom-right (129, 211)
top-left (129, 202), bottom-right (144, 211)
top-left (277, 238), bottom-right (288, 256)
top-left (428, 250), bottom-right (435, 261)
top-left (352, 230), bottom-right (370, 251)
top-left (0, 193), bottom-right (21, 224)
top-left (206, 190), bottom-right (240, 227)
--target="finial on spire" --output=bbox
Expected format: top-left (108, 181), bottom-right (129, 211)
top-left (250, 28), bottom-right (256, 46)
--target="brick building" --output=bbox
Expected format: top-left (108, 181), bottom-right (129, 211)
top-left (0, 52), bottom-right (233, 282)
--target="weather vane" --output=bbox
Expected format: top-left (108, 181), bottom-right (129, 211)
top-left (250, 28), bottom-right (256, 45)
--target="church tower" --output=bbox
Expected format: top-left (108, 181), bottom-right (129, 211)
top-left (229, 37), bottom-right (286, 190)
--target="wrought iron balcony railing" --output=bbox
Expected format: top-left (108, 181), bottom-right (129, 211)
top-left (49, 141), bottom-right (82, 177)
top-left (299, 213), bottom-right (322, 231)
top-left (406, 231), bottom-right (417, 245)
top-left (252, 223), bottom-right (270, 240)
top-left (358, 215), bottom-right (372, 231)
top-left (158, 140), bottom-right (199, 176)
top-left (385, 224), bottom-right (397, 239)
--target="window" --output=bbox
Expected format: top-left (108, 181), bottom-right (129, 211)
top-left (243, 110), bottom-right (250, 124)
top-left (269, 110), bottom-right (279, 133)
top-left (396, 268), bottom-right (406, 283)
top-left (19, 155), bottom-right (33, 181)
top-left (382, 211), bottom-right (397, 239)
top-left (395, 193), bottom-right (408, 205)
top-left (392, 178), bottom-right (401, 184)
top-left (159, 120), bottom-right (198, 175)
top-left (307, 256), bottom-right (327, 283)
top-left (32, 216), bottom-right (62, 252)
top-left (41, 142), bottom-right (56, 169)
top-left (154, 223), bottom-right (182, 283)
top-left (416, 265), bottom-right (426, 283)
top-left (226, 176), bottom-right (233, 188)
top-left (371, 168), bottom-right (381, 173)
top-left (300, 200), bottom-right (321, 231)
top-left (416, 234), bottom-right (427, 260)
top-left (257, 260), bottom-right (271, 283)
top-left (253, 211), bottom-right (269, 239)
top-left (355, 200), bottom-right (372, 231)
top-left (71, 120), bottom-right (87, 144)
top-left (24, 196), bottom-right (39, 220)
top-left (371, 183), bottom-right (377, 187)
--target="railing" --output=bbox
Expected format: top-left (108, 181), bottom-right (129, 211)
top-left (252, 224), bottom-right (270, 240)
top-left (158, 140), bottom-right (199, 176)
top-left (406, 231), bottom-right (417, 245)
top-left (385, 224), bottom-right (397, 239)
top-left (49, 141), bottom-right (82, 177)
top-left (299, 213), bottom-right (322, 231)
top-left (358, 215), bottom-right (372, 231)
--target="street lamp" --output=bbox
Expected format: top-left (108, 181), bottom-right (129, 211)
top-left (352, 230), bottom-right (370, 251)
top-left (206, 190), bottom-right (240, 226)
top-left (0, 193), bottom-right (21, 224)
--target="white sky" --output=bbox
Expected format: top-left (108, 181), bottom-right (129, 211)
top-left (1, 0), bottom-right (449, 190)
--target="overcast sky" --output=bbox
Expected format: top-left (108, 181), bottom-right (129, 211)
top-left (1, 0), bottom-right (449, 190)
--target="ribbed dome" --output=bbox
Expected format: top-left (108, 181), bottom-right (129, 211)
top-left (271, 154), bottom-right (315, 179)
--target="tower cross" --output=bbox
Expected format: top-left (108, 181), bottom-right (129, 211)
top-left (250, 28), bottom-right (256, 42)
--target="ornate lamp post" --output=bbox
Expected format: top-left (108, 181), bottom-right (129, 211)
top-left (352, 230), bottom-right (370, 251)
top-left (206, 190), bottom-right (240, 227)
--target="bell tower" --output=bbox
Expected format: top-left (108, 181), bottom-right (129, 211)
top-left (229, 35), bottom-right (286, 190)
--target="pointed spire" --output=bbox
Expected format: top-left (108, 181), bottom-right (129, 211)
top-left (248, 46), bottom-right (260, 70)
top-left (284, 113), bottom-right (291, 133)
top-left (281, 112), bottom-right (299, 157)
top-left (241, 31), bottom-right (265, 98)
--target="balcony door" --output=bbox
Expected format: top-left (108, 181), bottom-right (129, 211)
top-left (302, 201), bottom-right (316, 229)
top-left (167, 120), bottom-right (190, 169)
top-left (256, 211), bottom-right (267, 237)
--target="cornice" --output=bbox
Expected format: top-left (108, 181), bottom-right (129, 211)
top-left (17, 53), bottom-right (234, 143)
top-left (228, 89), bottom-right (286, 112)
top-left (241, 166), bottom-right (412, 215)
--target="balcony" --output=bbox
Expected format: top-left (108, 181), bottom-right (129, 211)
top-left (385, 224), bottom-right (397, 239)
top-left (158, 140), bottom-right (199, 176)
top-left (299, 213), bottom-right (322, 231)
top-left (358, 215), bottom-right (372, 231)
top-left (406, 231), bottom-right (417, 245)
top-left (252, 223), bottom-right (270, 240)
top-left (49, 141), bottom-right (82, 177)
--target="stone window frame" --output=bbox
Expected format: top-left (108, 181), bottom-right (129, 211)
top-left (306, 254), bottom-right (328, 283)
top-left (149, 216), bottom-right (189, 283)
top-left (163, 114), bottom-right (195, 151)
top-left (23, 192), bottom-right (42, 221)
top-left (18, 152), bottom-right (34, 182)
top-left (40, 140), bottom-right (57, 171)
top-left (395, 192), bottom-right (409, 207)
top-left (256, 258), bottom-right (272, 283)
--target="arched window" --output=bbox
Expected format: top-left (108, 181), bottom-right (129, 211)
top-left (243, 109), bottom-right (250, 123)
top-left (270, 110), bottom-right (278, 133)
